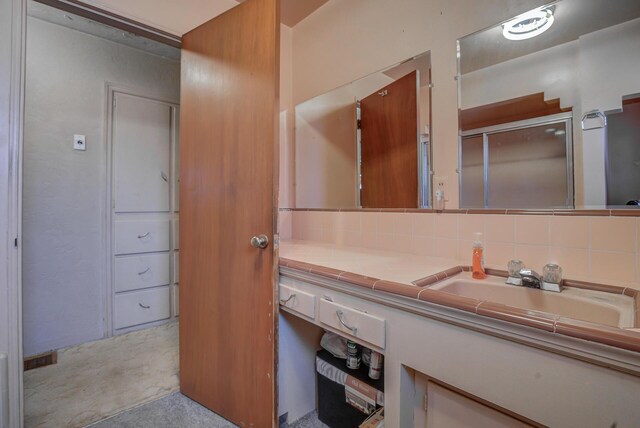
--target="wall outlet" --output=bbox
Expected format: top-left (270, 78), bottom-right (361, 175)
top-left (73, 134), bottom-right (86, 151)
top-left (434, 176), bottom-right (447, 190)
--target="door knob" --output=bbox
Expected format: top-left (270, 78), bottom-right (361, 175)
top-left (250, 234), bottom-right (269, 249)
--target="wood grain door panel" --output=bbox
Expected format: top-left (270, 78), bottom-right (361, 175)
top-left (360, 71), bottom-right (419, 208)
top-left (179, 0), bottom-right (279, 426)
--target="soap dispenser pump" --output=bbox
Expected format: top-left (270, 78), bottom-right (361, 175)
top-left (472, 232), bottom-right (486, 279)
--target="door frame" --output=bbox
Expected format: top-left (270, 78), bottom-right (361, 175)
top-left (105, 85), bottom-right (180, 336)
top-left (3, 2), bottom-right (183, 425)
top-left (4, 0), bottom-right (25, 426)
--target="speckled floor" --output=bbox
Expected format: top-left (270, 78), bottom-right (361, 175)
top-left (24, 321), bottom-right (179, 428)
top-left (89, 392), bottom-right (327, 428)
top-left (89, 393), bottom-right (237, 428)
top-left (90, 393), bottom-right (326, 428)
top-left (282, 411), bottom-right (328, 428)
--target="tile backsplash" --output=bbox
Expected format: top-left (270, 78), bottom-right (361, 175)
top-left (279, 210), bottom-right (640, 289)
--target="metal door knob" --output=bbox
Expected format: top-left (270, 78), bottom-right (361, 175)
top-left (250, 234), bottom-right (269, 249)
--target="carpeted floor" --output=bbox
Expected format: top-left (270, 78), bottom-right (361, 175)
top-left (89, 393), bottom-right (238, 428)
top-left (281, 411), bottom-right (328, 428)
top-left (90, 393), bottom-right (327, 428)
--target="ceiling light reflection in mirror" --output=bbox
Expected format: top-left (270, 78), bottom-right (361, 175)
top-left (458, 0), bottom-right (640, 209)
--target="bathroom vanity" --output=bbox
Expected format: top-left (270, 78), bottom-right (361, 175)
top-left (278, 240), bottom-right (640, 427)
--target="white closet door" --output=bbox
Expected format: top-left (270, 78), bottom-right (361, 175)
top-left (113, 93), bottom-right (171, 212)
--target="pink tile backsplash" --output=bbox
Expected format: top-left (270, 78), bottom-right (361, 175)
top-left (548, 247), bottom-right (589, 279)
top-left (485, 215), bottom-right (515, 243)
top-left (515, 244), bottom-right (550, 271)
top-left (457, 215), bottom-right (484, 242)
top-left (484, 241), bottom-right (515, 267)
top-left (411, 213), bottom-right (434, 236)
top-left (590, 251), bottom-right (636, 285)
top-left (282, 210), bottom-right (640, 288)
top-left (432, 237), bottom-right (458, 259)
top-left (433, 214), bottom-right (458, 239)
top-left (515, 216), bottom-right (550, 246)
top-left (590, 217), bottom-right (636, 253)
top-left (550, 216), bottom-right (589, 248)
top-left (337, 212), bottom-right (361, 231)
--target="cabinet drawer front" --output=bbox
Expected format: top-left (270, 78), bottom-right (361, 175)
top-left (173, 251), bottom-right (179, 283)
top-left (114, 286), bottom-right (171, 330)
top-left (114, 220), bottom-right (170, 255)
top-left (173, 285), bottom-right (179, 317)
top-left (115, 254), bottom-right (170, 293)
top-left (279, 284), bottom-right (316, 319)
top-left (318, 299), bottom-right (386, 348)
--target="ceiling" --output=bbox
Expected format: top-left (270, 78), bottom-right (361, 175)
top-left (28, 0), bottom-right (328, 60)
top-left (237, 0), bottom-right (328, 27)
top-left (28, 0), bottom-right (181, 60)
top-left (460, 0), bottom-right (640, 74)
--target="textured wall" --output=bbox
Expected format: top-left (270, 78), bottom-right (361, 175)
top-left (23, 17), bottom-right (179, 356)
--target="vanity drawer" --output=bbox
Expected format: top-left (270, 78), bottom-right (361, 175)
top-left (318, 299), bottom-right (386, 349)
top-left (279, 283), bottom-right (316, 319)
top-left (114, 220), bottom-right (170, 255)
top-left (114, 286), bottom-right (171, 329)
top-left (114, 253), bottom-right (170, 293)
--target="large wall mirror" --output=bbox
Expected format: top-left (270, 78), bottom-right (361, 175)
top-left (458, 0), bottom-right (640, 209)
top-left (293, 51), bottom-right (431, 209)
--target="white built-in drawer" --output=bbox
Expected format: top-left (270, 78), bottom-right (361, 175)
top-left (173, 219), bottom-right (179, 250)
top-left (114, 253), bottom-right (170, 293)
top-left (279, 283), bottom-right (316, 320)
top-left (319, 298), bottom-right (386, 349)
top-left (114, 220), bottom-right (170, 255)
top-left (173, 284), bottom-right (179, 316)
top-left (114, 286), bottom-right (171, 329)
top-left (173, 251), bottom-right (179, 283)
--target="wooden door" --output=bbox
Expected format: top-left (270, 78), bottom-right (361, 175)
top-left (179, 0), bottom-right (279, 426)
top-left (360, 71), bottom-right (419, 208)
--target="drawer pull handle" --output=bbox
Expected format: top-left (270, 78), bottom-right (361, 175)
top-left (280, 294), bottom-right (296, 305)
top-left (139, 303), bottom-right (151, 309)
top-left (137, 267), bottom-right (150, 276)
top-left (336, 310), bottom-right (357, 335)
top-left (137, 232), bottom-right (150, 239)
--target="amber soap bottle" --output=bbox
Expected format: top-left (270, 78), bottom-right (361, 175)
top-left (472, 232), bottom-right (486, 279)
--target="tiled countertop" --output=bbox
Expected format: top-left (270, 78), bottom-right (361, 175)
top-left (279, 240), bottom-right (640, 355)
top-left (279, 240), bottom-right (459, 286)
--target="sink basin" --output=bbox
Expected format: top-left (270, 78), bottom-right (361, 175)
top-left (429, 273), bottom-right (635, 328)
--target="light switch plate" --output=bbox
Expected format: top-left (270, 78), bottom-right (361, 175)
top-left (73, 134), bottom-right (86, 151)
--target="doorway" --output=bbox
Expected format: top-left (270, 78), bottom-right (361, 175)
top-left (21, 1), bottom-right (181, 425)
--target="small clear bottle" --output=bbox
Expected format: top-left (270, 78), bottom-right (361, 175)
top-left (472, 232), bottom-right (486, 280)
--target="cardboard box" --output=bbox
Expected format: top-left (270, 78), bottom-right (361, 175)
top-left (359, 407), bottom-right (384, 428)
top-left (316, 350), bottom-right (384, 428)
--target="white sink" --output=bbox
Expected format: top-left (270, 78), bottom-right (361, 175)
top-left (429, 273), bottom-right (635, 328)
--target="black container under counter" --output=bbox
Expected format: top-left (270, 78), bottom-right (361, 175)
top-left (316, 350), bottom-right (384, 428)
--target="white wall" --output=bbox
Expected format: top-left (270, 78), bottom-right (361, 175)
top-left (461, 41), bottom-right (579, 110)
top-left (579, 18), bottom-right (640, 206)
top-left (22, 17), bottom-right (180, 356)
